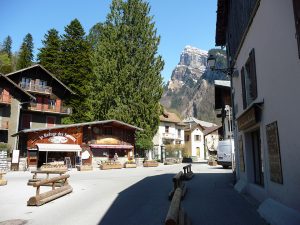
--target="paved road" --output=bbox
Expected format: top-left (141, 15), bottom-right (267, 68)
top-left (0, 163), bottom-right (267, 225)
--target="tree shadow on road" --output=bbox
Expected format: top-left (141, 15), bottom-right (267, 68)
top-left (97, 173), bottom-right (174, 225)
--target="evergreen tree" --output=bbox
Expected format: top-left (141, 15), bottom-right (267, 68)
top-left (17, 33), bottom-right (34, 70)
top-left (87, 22), bottom-right (103, 50)
top-left (0, 52), bottom-right (12, 74)
top-left (1, 36), bottom-right (12, 58)
top-left (92, 0), bottom-right (164, 150)
top-left (37, 29), bottom-right (61, 75)
top-left (60, 19), bottom-right (94, 123)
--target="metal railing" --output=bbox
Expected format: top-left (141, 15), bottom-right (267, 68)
top-left (27, 102), bottom-right (72, 115)
top-left (20, 83), bottom-right (52, 95)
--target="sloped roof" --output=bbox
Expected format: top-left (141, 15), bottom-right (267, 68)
top-left (203, 125), bottom-right (222, 136)
top-left (6, 64), bottom-right (75, 94)
top-left (182, 117), bottom-right (217, 128)
top-left (184, 123), bottom-right (205, 132)
top-left (12, 119), bottom-right (143, 137)
top-left (160, 111), bottom-right (182, 123)
top-left (0, 74), bottom-right (35, 100)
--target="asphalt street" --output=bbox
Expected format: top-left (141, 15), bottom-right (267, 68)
top-left (0, 163), bottom-right (267, 225)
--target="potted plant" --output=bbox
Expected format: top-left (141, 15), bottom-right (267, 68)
top-left (124, 159), bottom-right (137, 168)
top-left (100, 160), bottom-right (122, 170)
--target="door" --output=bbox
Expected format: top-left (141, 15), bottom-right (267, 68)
top-left (252, 129), bottom-right (264, 186)
top-left (196, 147), bottom-right (200, 157)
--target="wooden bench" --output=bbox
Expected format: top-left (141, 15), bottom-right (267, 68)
top-left (182, 164), bottom-right (194, 180)
top-left (169, 171), bottom-right (187, 200)
top-left (27, 174), bottom-right (72, 206)
top-left (0, 172), bottom-right (7, 186)
top-left (165, 188), bottom-right (191, 225)
top-left (27, 170), bottom-right (67, 187)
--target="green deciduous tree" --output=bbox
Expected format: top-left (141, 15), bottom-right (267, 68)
top-left (17, 33), bottom-right (34, 70)
top-left (60, 19), bottom-right (94, 123)
top-left (92, 0), bottom-right (164, 151)
top-left (37, 29), bottom-right (61, 75)
top-left (0, 52), bottom-right (12, 74)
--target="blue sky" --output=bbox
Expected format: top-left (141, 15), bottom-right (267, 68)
top-left (0, 0), bottom-right (218, 82)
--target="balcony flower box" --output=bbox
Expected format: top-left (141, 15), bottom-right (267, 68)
top-left (143, 160), bottom-right (159, 167)
top-left (100, 162), bottom-right (122, 170)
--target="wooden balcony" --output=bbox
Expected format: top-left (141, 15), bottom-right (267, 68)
top-left (20, 83), bottom-right (52, 95)
top-left (0, 94), bottom-right (12, 104)
top-left (0, 121), bottom-right (9, 130)
top-left (26, 102), bottom-right (72, 115)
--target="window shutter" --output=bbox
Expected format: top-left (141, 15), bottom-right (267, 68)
top-left (293, 0), bottom-right (300, 58)
top-left (241, 67), bottom-right (247, 109)
top-left (249, 49), bottom-right (258, 100)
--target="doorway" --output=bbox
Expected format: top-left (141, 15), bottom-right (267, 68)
top-left (251, 129), bottom-right (264, 186)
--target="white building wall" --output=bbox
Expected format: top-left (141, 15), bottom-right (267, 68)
top-left (232, 0), bottom-right (300, 211)
top-left (152, 121), bottom-right (185, 160)
top-left (190, 128), bottom-right (205, 159)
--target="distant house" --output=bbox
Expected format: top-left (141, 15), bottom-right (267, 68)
top-left (183, 117), bottom-right (217, 160)
top-left (203, 125), bottom-right (222, 154)
top-left (214, 80), bottom-right (232, 140)
top-left (215, 0), bottom-right (300, 221)
top-left (152, 111), bottom-right (185, 160)
top-left (6, 64), bottom-right (74, 156)
top-left (0, 73), bottom-right (35, 151)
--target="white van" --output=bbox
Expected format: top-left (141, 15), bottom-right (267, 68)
top-left (217, 139), bottom-right (234, 169)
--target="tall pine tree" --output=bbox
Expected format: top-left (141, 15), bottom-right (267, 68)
top-left (37, 29), bottom-right (61, 75)
top-left (1, 36), bottom-right (12, 58)
top-left (92, 0), bottom-right (164, 150)
top-left (60, 19), bottom-right (94, 123)
top-left (17, 33), bottom-right (34, 70)
top-left (0, 36), bottom-right (13, 73)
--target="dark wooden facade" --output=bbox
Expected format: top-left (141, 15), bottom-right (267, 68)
top-left (21, 120), bottom-right (139, 168)
top-left (216, 0), bottom-right (260, 64)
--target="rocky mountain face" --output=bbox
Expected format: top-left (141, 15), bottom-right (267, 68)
top-left (160, 46), bottom-right (228, 124)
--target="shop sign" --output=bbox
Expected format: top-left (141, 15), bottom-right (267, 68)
top-left (39, 132), bottom-right (76, 143)
top-left (237, 107), bottom-right (256, 130)
top-left (266, 121), bottom-right (283, 184)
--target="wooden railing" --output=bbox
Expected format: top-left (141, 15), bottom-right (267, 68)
top-left (182, 164), bottom-right (194, 180)
top-left (20, 83), bottom-right (52, 95)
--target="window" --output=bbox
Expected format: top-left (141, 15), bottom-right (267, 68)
top-left (177, 129), bottom-right (181, 138)
top-left (241, 49), bottom-right (258, 109)
top-left (22, 114), bottom-right (31, 129)
top-left (185, 135), bottom-right (190, 141)
top-left (195, 135), bottom-right (201, 141)
top-left (293, 0), bottom-right (300, 58)
top-left (251, 129), bottom-right (264, 186)
top-left (165, 126), bottom-right (169, 133)
top-left (46, 116), bottom-right (56, 128)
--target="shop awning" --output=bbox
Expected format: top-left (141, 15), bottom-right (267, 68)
top-left (90, 144), bottom-right (133, 149)
top-left (36, 144), bottom-right (82, 152)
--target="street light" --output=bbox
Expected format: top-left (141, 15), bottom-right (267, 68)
top-left (207, 54), bottom-right (234, 76)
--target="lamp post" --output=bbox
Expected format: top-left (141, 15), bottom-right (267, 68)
top-left (160, 144), bottom-right (165, 163)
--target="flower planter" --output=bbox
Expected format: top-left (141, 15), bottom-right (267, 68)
top-left (77, 165), bottom-right (93, 171)
top-left (100, 163), bottom-right (122, 170)
top-left (143, 161), bottom-right (159, 167)
top-left (208, 161), bottom-right (217, 166)
top-left (124, 163), bottom-right (137, 168)
top-left (40, 164), bottom-right (68, 172)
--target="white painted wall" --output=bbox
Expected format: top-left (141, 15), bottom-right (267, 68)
top-left (190, 128), bottom-right (205, 159)
top-left (232, 0), bottom-right (300, 211)
top-left (152, 121), bottom-right (185, 160)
